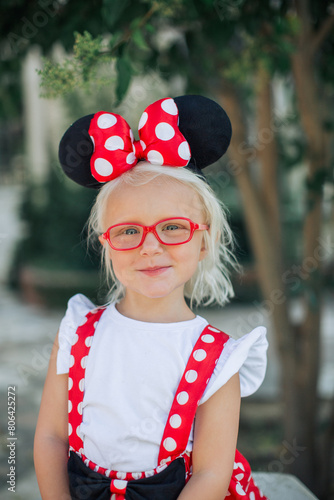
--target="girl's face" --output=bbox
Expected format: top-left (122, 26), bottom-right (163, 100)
top-left (99, 177), bottom-right (208, 303)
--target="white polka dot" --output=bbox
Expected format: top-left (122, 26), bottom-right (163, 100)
top-left (90, 135), bottom-right (95, 150)
top-left (145, 470), bottom-right (155, 477)
top-left (176, 391), bottom-right (189, 405)
top-left (94, 158), bottom-right (113, 177)
top-left (79, 316), bottom-right (88, 326)
top-left (71, 333), bottom-right (79, 346)
top-left (233, 461), bottom-right (245, 470)
top-left (155, 122), bottom-right (175, 141)
top-left (93, 321), bottom-right (98, 329)
top-left (161, 98), bottom-right (178, 115)
top-left (69, 355), bottom-right (75, 368)
top-left (208, 326), bottom-right (220, 332)
top-left (79, 447), bottom-right (84, 455)
top-left (235, 473), bottom-right (244, 481)
top-left (201, 334), bottom-right (215, 343)
top-left (105, 469), bottom-right (111, 477)
top-left (130, 129), bottom-right (134, 142)
top-left (159, 457), bottom-right (171, 465)
top-left (138, 111), bottom-right (148, 130)
top-left (169, 414), bottom-right (182, 428)
top-left (79, 378), bottom-right (85, 392)
top-left (163, 437), bottom-right (177, 452)
top-left (140, 140), bottom-right (146, 150)
top-left (81, 356), bottom-right (88, 369)
top-left (193, 349), bottom-right (207, 362)
top-left (68, 377), bottom-right (73, 390)
top-left (76, 425), bottom-right (82, 437)
top-left (185, 369), bottom-right (198, 383)
top-left (126, 152), bottom-right (136, 164)
top-left (157, 463), bottom-right (168, 473)
top-left (116, 471), bottom-right (126, 479)
top-left (68, 401), bottom-right (72, 413)
top-left (250, 493), bottom-right (256, 500)
top-left (178, 141), bottom-right (191, 161)
top-left (85, 336), bottom-right (93, 347)
top-left (97, 113), bottom-right (117, 129)
top-left (77, 402), bottom-right (83, 415)
top-left (68, 423), bottom-right (72, 435)
top-left (132, 472), bottom-right (142, 480)
top-left (111, 495), bottom-right (116, 500)
top-left (147, 150), bottom-right (164, 165)
top-left (235, 483), bottom-right (246, 495)
top-left (105, 136), bottom-right (124, 151)
top-left (84, 459), bottom-right (90, 467)
top-left (113, 479), bottom-right (127, 490)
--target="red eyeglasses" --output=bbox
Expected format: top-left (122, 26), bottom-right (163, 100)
top-left (101, 217), bottom-right (209, 251)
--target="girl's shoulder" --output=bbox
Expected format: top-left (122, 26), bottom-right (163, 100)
top-left (201, 325), bottom-right (268, 402)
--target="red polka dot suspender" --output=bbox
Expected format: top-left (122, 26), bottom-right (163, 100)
top-left (68, 307), bottom-right (106, 454)
top-left (157, 326), bottom-right (229, 465)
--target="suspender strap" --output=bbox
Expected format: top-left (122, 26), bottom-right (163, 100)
top-left (158, 325), bottom-right (230, 465)
top-left (68, 307), bottom-right (106, 452)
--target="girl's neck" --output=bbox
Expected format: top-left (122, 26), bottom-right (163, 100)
top-left (116, 293), bottom-right (196, 323)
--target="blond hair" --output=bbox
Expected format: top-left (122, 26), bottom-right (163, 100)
top-left (87, 162), bottom-right (239, 307)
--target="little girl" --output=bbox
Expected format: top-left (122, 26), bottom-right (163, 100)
top-left (34, 95), bottom-right (268, 500)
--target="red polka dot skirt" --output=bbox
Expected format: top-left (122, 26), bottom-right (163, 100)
top-left (68, 308), bottom-right (268, 499)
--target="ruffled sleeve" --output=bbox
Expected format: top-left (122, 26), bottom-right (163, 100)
top-left (200, 326), bottom-right (268, 403)
top-left (57, 293), bottom-right (95, 375)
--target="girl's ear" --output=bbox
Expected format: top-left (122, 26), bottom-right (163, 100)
top-left (199, 236), bottom-right (208, 262)
top-left (99, 235), bottom-right (113, 262)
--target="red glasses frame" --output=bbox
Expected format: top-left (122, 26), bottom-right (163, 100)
top-left (101, 217), bottom-right (209, 251)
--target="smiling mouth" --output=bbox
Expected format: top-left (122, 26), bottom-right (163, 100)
top-left (138, 266), bottom-right (171, 276)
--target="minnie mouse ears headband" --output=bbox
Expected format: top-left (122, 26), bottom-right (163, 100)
top-left (58, 95), bottom-right (232, 189)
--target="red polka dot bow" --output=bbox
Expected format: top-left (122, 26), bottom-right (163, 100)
top-left (88, 98), bottom-right (191, 182)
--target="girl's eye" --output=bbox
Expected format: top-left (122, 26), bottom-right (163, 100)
top-left (123, 227), bottom-right (140, 235)
top-left (163, 224), bottom-right (182, 231)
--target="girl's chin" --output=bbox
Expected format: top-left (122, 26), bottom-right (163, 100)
top-left (128, 285), bottom-right (184, 301)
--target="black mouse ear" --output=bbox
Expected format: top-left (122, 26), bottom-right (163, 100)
top-left (58, 114), bottom-right (102, 189)
top-left (174, 95), bottom-right (232, 170)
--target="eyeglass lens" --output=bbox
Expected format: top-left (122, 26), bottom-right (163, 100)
top-left (108, 219), bottom-right (192, 249)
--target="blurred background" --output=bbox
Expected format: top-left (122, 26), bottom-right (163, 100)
top-left (0, 0), bottom-right (333, 498)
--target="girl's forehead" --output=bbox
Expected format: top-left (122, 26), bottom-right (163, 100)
top-left (104, 178), bottom-right (204, 222)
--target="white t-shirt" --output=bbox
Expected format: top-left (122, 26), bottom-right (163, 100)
top-left (57, 294), bottom-right (268, 472)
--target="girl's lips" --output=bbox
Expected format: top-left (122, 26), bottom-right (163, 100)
top-left (138, 266), bottom-right (171, 276)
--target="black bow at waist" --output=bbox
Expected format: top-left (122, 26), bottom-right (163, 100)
top-left (68, 451), bottom-right (186, 500)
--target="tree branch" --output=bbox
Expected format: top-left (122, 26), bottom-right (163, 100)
top-left (311, 13), bottom-right (334, 54)
top-left (294, 0), bottom-right (313, 41)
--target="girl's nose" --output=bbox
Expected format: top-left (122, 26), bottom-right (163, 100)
top-left (139, 231), bottom-right (163, 255)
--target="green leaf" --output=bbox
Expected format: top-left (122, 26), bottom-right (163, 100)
top-left (102, 0), bottom-right (130, 28)
top-left (116, 57), bottom-right (133, 103)
top-left (146, 23), bottom-right (156, 33)
top-left (132, 28), bottom-right (150, 51)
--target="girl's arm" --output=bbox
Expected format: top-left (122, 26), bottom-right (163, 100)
top-left (34, 332), bottom-right (71, 500)
top-left (177, 372), bottom-right (241, 500)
